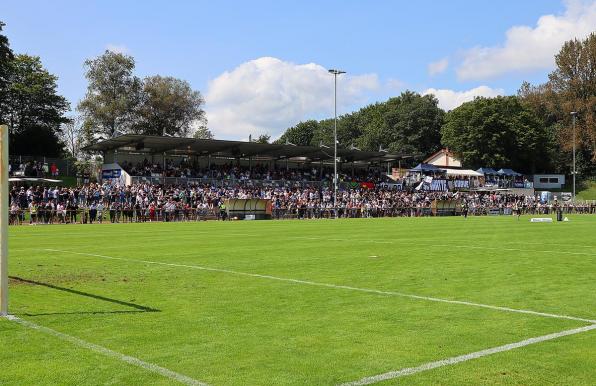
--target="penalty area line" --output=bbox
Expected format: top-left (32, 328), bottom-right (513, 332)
top-left (338, 323), bottom-right (596, 385)
top-left (4, 315), bottom-right (208, 386)
top-left (43, 248), bottom-right (596, 324)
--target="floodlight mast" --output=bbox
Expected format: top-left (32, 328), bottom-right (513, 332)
top-left (0, 125), bottom-right (8, 316)
top-left (328, 69), bottom-right (345, 218)
top-left (570, 112), bottom-right (577, 202)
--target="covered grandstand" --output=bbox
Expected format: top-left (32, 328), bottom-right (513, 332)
top-left (86, 134), bottom-right (405, 164)
top-left (85, 134), bottom-right (408, 185)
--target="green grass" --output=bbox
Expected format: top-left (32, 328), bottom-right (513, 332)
top-left (577, 180), bottom-right (596, 201)
top-left (56, 175), bottom-right (77, 187)
top-left (551, 179), bottom-right (596, 201)
top-left (1, 216), bottom-right (595, 385)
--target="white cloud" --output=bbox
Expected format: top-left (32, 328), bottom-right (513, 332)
top-left (106, 44), bottom-right (129, 54)
top-left (205, 57), bottom-right (379, 139)
top-left (457, 0), bottom-right (596, 80)
top-left (427, 58), bottom-right (449, 76)
top-left (422, 86), bottom-right (505, 111)
top-left (385, 78), bottom-right (406, 91)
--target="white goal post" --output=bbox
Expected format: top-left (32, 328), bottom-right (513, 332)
top-left (1, 125), bottom-right (8, 316)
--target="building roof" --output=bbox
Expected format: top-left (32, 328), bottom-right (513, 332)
top-left (497, 168), bottom-right (522, 177)
top-left (84, 134), bottom-right (407, 163)
top-left (442, 169), bottom-right (483, 177)
top-left (409, 163), bottom-right (445, 173)
top-left (476, 167), bottom-right (498, 175)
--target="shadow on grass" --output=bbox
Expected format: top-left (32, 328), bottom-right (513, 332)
top-left (9, 276), bottom-right (161, 316)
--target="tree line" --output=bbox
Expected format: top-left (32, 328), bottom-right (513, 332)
top-left (0, 19), bottom-right (594, 178)
top-left (0, 21), bottom-right (209, 159)
top-left (277, 33), bottom-right (596, 177)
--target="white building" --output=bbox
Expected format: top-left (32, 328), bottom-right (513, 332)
top-left (423, 148), bottom-right (462, 168)
top-left (533, 174), bottom-right (565, 189)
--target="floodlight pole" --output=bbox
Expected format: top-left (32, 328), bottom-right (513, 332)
top-left (328, 69), bottom-right (345, 217)
top-left (571, 112), bottom-right (577, 202)
top-left (0, 125), bottom-right (8, 316)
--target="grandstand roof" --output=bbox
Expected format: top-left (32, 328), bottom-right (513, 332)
top-left (84, 134), bottom-right (406, 162)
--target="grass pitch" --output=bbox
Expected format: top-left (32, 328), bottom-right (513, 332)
top-left (1, 216), bottom-right (595, 385)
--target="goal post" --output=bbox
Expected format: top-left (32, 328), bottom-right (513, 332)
top-left (1, 125), bottom-right (8, 316)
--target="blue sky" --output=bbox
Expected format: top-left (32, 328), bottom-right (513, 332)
top-left (3, 0), bottom-right (595, 139)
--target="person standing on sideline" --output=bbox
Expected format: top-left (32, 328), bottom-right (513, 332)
top-left (513, 201), bottom-right (521, 220)
top-left (96, 201), bottom-right (104, 223)
top-left (109, 201), bottom-right (117, 223)
top-left (89, 202), bottom-right (97, 223)
top-left (219, 202), bottom-right (227, 221)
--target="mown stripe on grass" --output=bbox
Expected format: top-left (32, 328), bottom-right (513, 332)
top-left (44, 248), bottom-right (596, 324)
top-left (338, 324), bottom-right (596, 385)
top-left (4, 315), bottom-right (208, 386)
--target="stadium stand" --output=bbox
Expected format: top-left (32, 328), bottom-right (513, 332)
top-left (7, 135), bottom-right (595, 224)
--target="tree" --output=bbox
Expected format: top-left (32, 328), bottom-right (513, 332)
top-left (255, 134), bottom-right (270, 144)
top-left (3, 55), bottom-right (69, 156)
top-left (441, 96), bottom-right (549, 173)
top-left (548, 33), bottom-right (596, 165)
top-left (276, 120), bottom-right (319, 146)
top-left (193, 126), bottom-right (214, 139)
top-left (78, 50), bottom-right (142, 141)
top-left (0, 21), bottom-right (14, 122)
top-left (136, 75), bottom-right (206, 137)
top-left (350, 102), bottom-right (387, 151)
top-left (381, 91), bottom-right (444, 155)
top-left (60, 115), bottom-right (85, 159)
top-left (519, 33), bottom-right (596, 177)
top-left (276, 92), bottom-right (443, 165)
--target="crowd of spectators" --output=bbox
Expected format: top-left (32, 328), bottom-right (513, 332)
top-left (9, 159), bottom-right (60, 177)
top-left (120, 159), bottom-right (388, 183)
top-left (8, 182), bottom-right (595, 225)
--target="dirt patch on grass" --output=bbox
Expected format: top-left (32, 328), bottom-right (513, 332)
top-left (9, 273), bottom-right (141, 287)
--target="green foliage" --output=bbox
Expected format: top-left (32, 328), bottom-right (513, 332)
top-left (441, 96), bottom-right (549, 173)
top-left (255, 133), bottom-right (270, 144)
top-left (576, 179), bottom-right (596, 201)
top-left (381, 92), bottom-right (444, 155)
top-left (0, 50), bottom-right (69, 156)
top-left (277, 91), bottom-right (444, 160)
top-left (0, 21), bottom-right (14, 112)
top-left (79, 51), bottom-right (207, 142)
top-left (136, 75), bottom-right (206, 137)
top-left (192, 126), bottom-right (214, 139)
top-left (78, 50), bottom-right (142, 141)
top-left (276, 120), bottom-right (318, 145)
top-left (520, 33), bottom-right (596, 176)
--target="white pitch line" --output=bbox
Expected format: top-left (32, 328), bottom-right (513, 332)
top-left (43, 249), bottom-right (596, 324)
top-left (289, 236), bottom-right (596, 256)
top-left (339, 323), bottom-right (596, 386)
top-left (4, 315), bottom-right (208, 386)
top-left (432, 243), bottom-right (596, 257)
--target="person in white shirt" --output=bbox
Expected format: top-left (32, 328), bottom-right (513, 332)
top-left (96, 202), bottom-right (104, 223)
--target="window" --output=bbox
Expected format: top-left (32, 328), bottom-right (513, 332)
top-left (539, 177), bottom-right (549, 183)
top-left (549, 177), bottom-right (559, 183)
